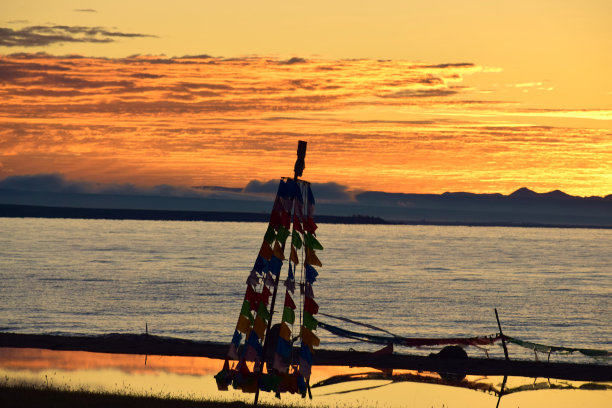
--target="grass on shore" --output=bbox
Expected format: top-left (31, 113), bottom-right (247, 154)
top-left (0, 384), bottom-right (307, 408)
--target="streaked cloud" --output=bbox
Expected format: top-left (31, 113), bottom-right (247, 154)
top-left (0, 53), bottom-right (610, 197)
top-left (0, 25), bottom-right (156, 47)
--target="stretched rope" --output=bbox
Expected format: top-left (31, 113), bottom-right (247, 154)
top-left (318, 318), bottom-right (611, 358)
top-left (318, 320), bottom-right (500, 347)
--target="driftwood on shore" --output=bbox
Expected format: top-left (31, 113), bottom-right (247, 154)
top-left (1, 333), bottom-right (610, 382)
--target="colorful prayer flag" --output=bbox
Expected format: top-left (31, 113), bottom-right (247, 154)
top-left (284, 292), bottom-right (296, 309)
top-left (253, 315), bottom-right (267, 339)
top-left (291, 230), bottom-right (303, 249)
top-left (282, 306), bottom-right (295, 324)
top-left (259, 241), bottom-right (273, 260)
top-left (290, 246), bottom-right (299, 264)
top-left (263, 225), bottom-right (276, 245)
top-left (257, 301), bottom-right (271, 321)
top-left (304, 233), bottom-right (323, 250)
top-left (305, 247), bottom-right (322, 267)
top-left (273, 241), bottom-right (285, 260)
top-left (279, 321), bottom-right (292, 342)
top-left (301, 326), bottom-right (320, 347)
top-left (304, 295), bottom-right (319, 315)
top-left (276, 226), bottom-right (290, 245)
top-left (303, 311), bottom-right (318, 330)
top-left (276, 337), bottom-right (292, 358)
top-left (236, 314), bottom-right (251, 334)
top-left (305, 263), bottom-right (318, 283)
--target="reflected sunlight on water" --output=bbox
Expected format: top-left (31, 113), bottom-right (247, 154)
top-left (1, 348), bottom-right (610, 408)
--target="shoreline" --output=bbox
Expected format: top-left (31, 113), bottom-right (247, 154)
top-left (1, 332), bottom-right (610, 382)
top-left (0, 384), bottom-right (267, 408)
top-left (1, 204), bottom-right (610, 229)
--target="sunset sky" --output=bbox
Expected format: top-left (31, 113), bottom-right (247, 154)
top-left (1, 1), bottom-right (611, 197)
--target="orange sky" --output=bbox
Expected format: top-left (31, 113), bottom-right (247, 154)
top-left (1, 1), bottom-right (611, 196)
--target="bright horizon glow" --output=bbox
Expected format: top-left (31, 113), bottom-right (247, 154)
top-left (0, 1), bottom-right (610, 197)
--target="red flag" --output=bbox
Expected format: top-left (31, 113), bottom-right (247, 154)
top-left (284, 292), bottom-right (296, 309)
top-left (304, 296), bottom-right (319, 315)
top-left (260, 285), bottom-right (272, 305)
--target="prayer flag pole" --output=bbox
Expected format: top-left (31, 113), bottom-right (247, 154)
top-left (254, 141), bottom-right (307, 406)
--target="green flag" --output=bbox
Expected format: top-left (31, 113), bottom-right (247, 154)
top-left (276, 227), bottom-right (290, 245)
top-left (257, 301), bottom-right (271, 322)
top-left (282, 306), bottom-right (295, 324)
top-left (292, 229), bottom-right (303, 249)
top-left (240, 299), bottom-right (251, 317)
top-left (303, 311), bottom-right (318, 331)
top-left (304, 233), bottom-right (324, 250)
top-left (264, 225), bottom-right (276, 245)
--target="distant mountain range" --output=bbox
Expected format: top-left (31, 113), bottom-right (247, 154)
top-left (1, 185), bottom-right (610, 228)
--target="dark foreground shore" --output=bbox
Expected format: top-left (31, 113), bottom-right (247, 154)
top-left (1, 333), bottom-right (610, 382)
top-left (0, 384), bottom-right (278, 408)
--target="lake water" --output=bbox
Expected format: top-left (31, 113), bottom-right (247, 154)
top-left (1, 217), bottom-right (610, 364)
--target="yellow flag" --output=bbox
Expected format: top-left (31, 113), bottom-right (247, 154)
top-left (236, 314), bottom-right (251, 334)
top-left (279, 321), bottom-right (292, 342)
top-left (259, 241), bottom-right (273, 261)
top-left (305, 248), bottom-right (322, 267)
top-left (301, 326), bottom-right (320, 347)
top-left (253, 315), bottom-right (267, 339)
top-left (290, 246), bottom-right (299, 264)
top-left (273, 241), bottom-right (286, 260)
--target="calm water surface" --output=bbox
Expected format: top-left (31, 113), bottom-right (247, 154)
top-left (1, 218), bottom-right (610, 362)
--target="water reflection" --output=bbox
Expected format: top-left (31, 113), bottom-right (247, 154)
top-left (1, 347), bottom-right (610, 407)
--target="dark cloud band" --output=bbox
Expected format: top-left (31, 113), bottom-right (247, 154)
top-left (0, 25), bottom-right (156, 47)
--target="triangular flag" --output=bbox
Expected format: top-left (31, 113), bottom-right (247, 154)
top-left (304, 296), bottom-right (319, 315)
top-left (291, 230), bottom-right (303, 249)
top-left (263, 225), bottom-right (276, 245)
top-left (304, 217), bottom-right (318, 234)
top-left (284, 292), bottom-right (296, 309)
top-left (279, 321), bottom-right (292, 342)
top-left (240, 299), bottom-right (251, 317)
top-left (300, 342), bottom-right (313, 365)
top-left (281, 210), bottom-right (291, 229)
top-left (284, 278), bottom-right (295, 293)
top-left (236, 314), bottom-right (251, 334)
top-left (245, 285), bottom-right (259, 307)
top-left (305, 263), bottom-right (318, 283)
top-left (253, 315), bottom-right (267, 339)
top-left (293, 214), bottom-right (304, 233)
top-left (301, 326), bottom-right (320, 347)
top-left (276, 226), bottom-right (290, 245)
top-left (305, 247), bottom-right (322, 267)
top-left (304, 233), bottom-right (323, 250)
top-left (273, 240), bottom-right (285, 260)
top-left (246, 270), bottom-right (259, 286)
top-left (290, 246), bottom-right (299, 264)
top-left (257, 301), bottom-right (271, 321)
top-left (269, 255), bottom-right (283, 276)
top-left (282, 306), bottom-right (295, 324)
top-left (264, 271), bottom-right (275, 287)
top-left (259, 240), bottom-right (273, 260)
top-left (269, 210), bottom-right (282, 230)
top-left (260, 285), bottom-right (272, 305)
top-left (303, 311), bottom-right (318, 331)
top-left (231, 329), bottom-right (242, 347)
top-left (305, 283), bottom-right (314, 299)
top-left (276, 337), bottom-right (292, 358)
